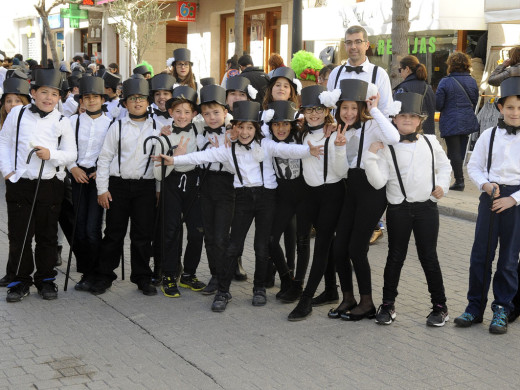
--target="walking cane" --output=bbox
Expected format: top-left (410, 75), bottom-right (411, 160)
top-left (8, 149), bottom-right (45, 287)
top-left (121, 248), bottom-right (125, 280)
top-left (64, 181), bottom-right (83, 291)
top-left (144, 136), bottom-right (166, 282)
top-left (480, 186), bottom-right (497, 318)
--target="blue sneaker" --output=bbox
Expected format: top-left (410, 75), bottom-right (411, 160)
top-left (454, 312), bottom-right (482, 327)
top-left (489, 305), bottom-right (508, 334)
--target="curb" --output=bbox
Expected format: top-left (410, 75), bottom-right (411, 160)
top-left (438, 204), bottom-right (477, 223)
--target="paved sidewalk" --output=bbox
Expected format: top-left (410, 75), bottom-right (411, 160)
top-left (0, 179), bottom-right (519, 389)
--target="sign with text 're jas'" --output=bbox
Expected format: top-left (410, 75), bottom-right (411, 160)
top-left (377, 37), bottom-right (437, 55)
top-left (176, 2), bottom-right (196, 22)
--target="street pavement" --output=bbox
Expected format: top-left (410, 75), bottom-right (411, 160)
top-left (0, 173), bottom-right (519, 390)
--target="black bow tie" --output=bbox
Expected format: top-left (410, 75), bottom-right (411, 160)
top-left (105, 96), bottom-right (115, 102)
top-left (305, 123), bottom-right (324, 134)
top-left (498, 118), bottom-right (520, 135)
top-left (29, 104), bottom-right (52, 118)
top-left (204, 126), bottom-right (223, 135)
top-left (400, 132), bottom-right (419, 142)
top-left (237, 139), bottom-right (254, 150)
top-left (345, 66), bottom-right (363, 74)
top-left (129, 112), bottom-right (148, 120)
top-left (86, 109), bottom-right (103, 117)
top-left (172, 123), bottom-right (193, 134)
top-left (153, 108), bottom-right (170, 119)
top-left (346, 121), bottom-right (361, 130)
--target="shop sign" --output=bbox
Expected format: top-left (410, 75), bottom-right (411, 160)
top-left (87, 18), bottom-right (102, 43)
top-left (82, 0), bottom-right (94, 5)
top-left (176, 1), bottom-right (196, 22)
top-left (376, 37), bottom-right (437, 55)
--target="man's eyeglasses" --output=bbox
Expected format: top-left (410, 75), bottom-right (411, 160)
top-left (345, 39), bottom-right (367, 47)
top-left (127, 96), bottom-right (148, 102)
top-left (303, 107), bottom-right (325, 114)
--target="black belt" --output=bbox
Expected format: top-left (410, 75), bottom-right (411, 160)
top-left (77, 165), bottom-right (97, 175)
top-left (206, 170), bottom-right (233, 177)
top-left (110, 176), bottom-right (154, 183)
top-left (235, 186), bottom-right (274, 193)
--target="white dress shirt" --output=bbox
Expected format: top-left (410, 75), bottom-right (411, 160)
top-left (62, 94), bottom-right (79, 117)
top-left (67, 113), bottom-right (112, 170)
top-left (153, 125), bottom-right (198, 180)
top-left (195, 127), bottom-right (234, 173)
top-left (468, 125), bottom-right (520, 204)
top-left (174, 138), bottom-right (311, 189)
top-left (363, 134), bottom-right (452, 204)
top-left (0, 104), bottom-right (76, 182)
top-left (327, 58), bottom-right (393, 114)
top-left (103, 98), bottom-right (127, 121)
top-left (149, 103), bottom-right (171, 129)
top-left (343, 107), bottom-right (400, 170)
top-left (96, 116), bottom-right (159, 195)
top-left (302, 128), bottom-right (348, 187)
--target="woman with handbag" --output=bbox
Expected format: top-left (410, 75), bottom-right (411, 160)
top-left (435, 52), bottom-right (479, 191)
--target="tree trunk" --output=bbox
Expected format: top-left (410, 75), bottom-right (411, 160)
top-left (234, 0), bottom-right (244, 58)
top-left (390, 0), bottom-right (410, 88)
top-left (34, 1), bottom-right (59, 68)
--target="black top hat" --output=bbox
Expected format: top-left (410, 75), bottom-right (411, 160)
top-left (33, 68), bottom-right (62, 90)
top-left (6, 69), bottom-right (28, 80)
top-left (226, 76), bottom-right (250, 94)
top-left (96, 68), bottom-right (106, 78)
top-left (133, 65), bottom-right (151, 76)
top-left (232, 101), bottom-right (261, 122)
top-left (122, 78), bottom-right (149, 100)
top-left (269, 67), bottom-right (298, 93)
top-left (2, 77), bottom-right (30, 98)
top-left (266, 101), bottom-right (298, 122)
top-left (200, 77), bottom-right (216, 87)
top-left (61, 79), bottom-right (70, 92)
top-left (70, 70), bottom-right (84, 79)
top-left (67, 75), bottom-right (81, 89)
top-left (499, 76), bottom-right (520, 100)
top-left (173, 48), bottom-right (192, 64)
top-left (78, 76), bottom-right (106, 98)
top-left (300, 85), bottom-right (327, 108)
top-left (200, 84), bottom-right (226, 107)
top-left (165, 85), bottom-right (198, 110)
top-left (338, 79), bottom-right (368, 102)
top-left (102, 71), bottom-right (121, 90)
top-left (150, 73), bottom-right (175, 92)
top-left (394, 92), bottom-right (426, 117)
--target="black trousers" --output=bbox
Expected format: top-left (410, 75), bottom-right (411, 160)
top-left (334, 170), bottom-right (387, 295)
top-left (161, 170), bottom-right (204, 276)
top-left (6, 178), bottom-right (63, 287)
top-left (219, 187), bottom-right (276, 292)
top-left (302, 180), bottom-right (345, 298)
top-left (200, 171), bottom-right (235, 277)
top-left (71, 171), bottom-right (103, 277)
top-left (95, 177), bottom-right (155, 284)
top-left (444, 135), bottom-right (468, 181)
top-left (269, 177), bottom-right (311, 281)
top-left (383, 200), bottom-right (446, 305)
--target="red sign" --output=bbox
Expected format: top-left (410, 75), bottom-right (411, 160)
top-left (82, 0), bottom-right (94, 5)
top-left (176, 1), bottom-right (196, 22)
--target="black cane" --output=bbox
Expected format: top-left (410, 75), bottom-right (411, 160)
top-left (121, 248), bottom-right (125, 280)
top-left (144, 136), bottom-right (166, 281)
top-left (64, 181), bottom-right (83, 291)
top-left (480, 187), bottom-right (497, 318)
top-left (12, 149), bottom-right (45, 278)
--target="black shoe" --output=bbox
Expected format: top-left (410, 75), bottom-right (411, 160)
top-left (328, 300), bottom-right (358, 319)
top-left (234, 257), bottom-right (247, 281)
top-left (179, 274), bottom-right (206, 291)
top-left (161, 276), bottom-right (180, 298)
top-left (212, 291), bottom-right (232, 312)
top-left (56, 245), bottom-right (63, 267)
top-left (341, 305), bottom-right (376, 321)
top-left (275, 275), bottom-right (292, 299)
top-left (201, 276), bottom-right (219, 295)
top-left (454, 312), bottom-right (482, 327)
top-left (311, 287), bottom-right (339, 307)
top-left (288, 296), bottom-right (313, 321)
top-left (280, 281), bottom-right (303, 303)
top-left (252, 287), bottom-right (267, 306)
top-left (151, 268), bottom-right (163, 287)
top-left (137, 280), bottom-right (157, 296)
top-left (375, 303), bottom-right (396, 325)
top-left (449, 179), bottom-right (465, 191)
top-left (426, 304), bottom-right (449, 327)
top-left (37, 279), bottom-right (58, 300)
top-left (74, 275), bottom-right (93, 292)
top-left (90, 279), bottom-right (112, 295)
top-left (6, 282), bottom-right (30, 303)
top-left (0, 275), bottom-right (14, 288)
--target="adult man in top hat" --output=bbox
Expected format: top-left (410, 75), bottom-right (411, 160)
top-left (327, 25), bottom-right (392, 113)
top-left (0, 68), bottom-right (77, 302)
top-left (237, 54), bottom-right (270, 104)
top-left (90, 76), bottom-right (159, 296)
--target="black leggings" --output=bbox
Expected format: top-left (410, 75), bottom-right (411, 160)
top-left (444, 135), bottom-right (468, 181)
top-left (334, 170), bottom-right (387, 295)
top-left (302, 181), bottom-right (345, 298)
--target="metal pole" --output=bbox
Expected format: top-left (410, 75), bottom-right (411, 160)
top-left (291, 0), bottom-right (303, 56)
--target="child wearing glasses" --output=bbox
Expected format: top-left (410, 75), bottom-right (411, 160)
top-left (90, 76), bottom-right (160, 297)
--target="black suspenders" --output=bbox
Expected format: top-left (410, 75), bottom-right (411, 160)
top-left (487, 126), bottom-right (498, 174)
top-left (14, 106), bottom-right (27, 171)
top-left (231, 141), bottom-right (264, 186)
top-left (389, 135), bottom-right (435, 200)
top-left (356, 122), bottom-right (366, 168)
top-left (333, 64), bottom-right (378, 89)
top-left (117, 118), bottom-right (157, 176)
top-left (323, 137), bottom-right (331, 183)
